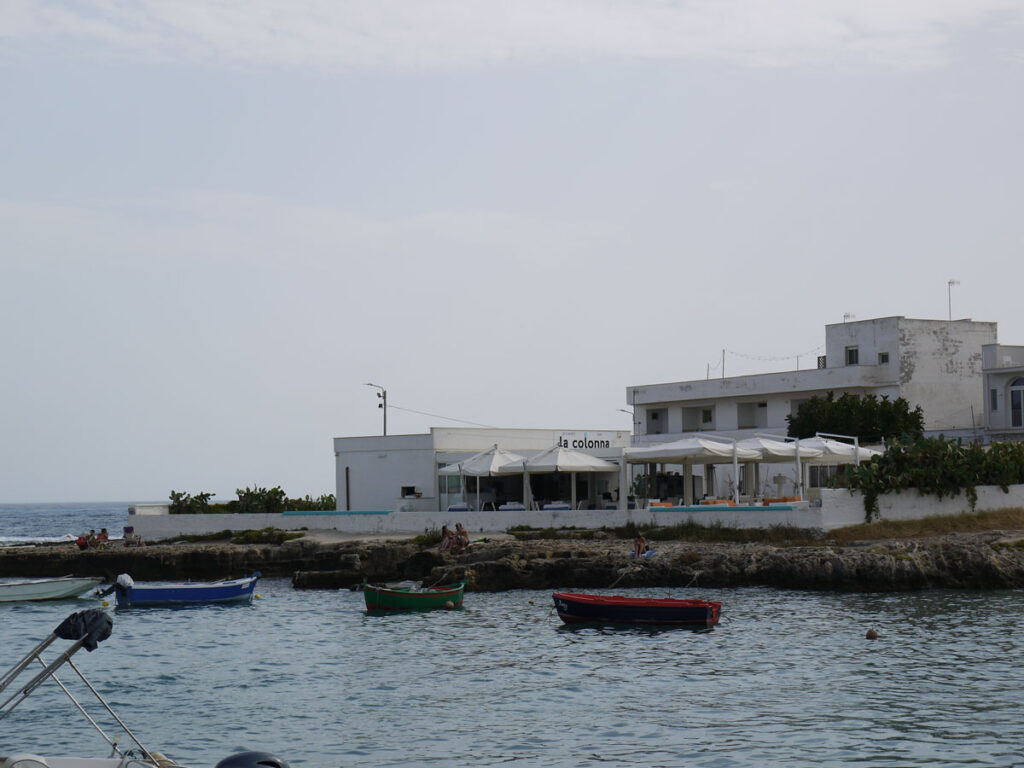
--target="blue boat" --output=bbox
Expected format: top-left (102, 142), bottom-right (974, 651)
top-left (111, 572), bottom-right (260, 608)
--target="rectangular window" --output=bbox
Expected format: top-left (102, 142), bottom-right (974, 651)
top-left (701, 408), bottom-right (713, 424)
top-left (878, 352), bottom-right (889, 365)
top-left (991, 389), bottom-right (998, 412)
top-left (845, 347), bottom-right (859, 365)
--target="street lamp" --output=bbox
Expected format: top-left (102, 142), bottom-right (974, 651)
top-left (364, 382), bottom-right (387, 436)
top-left (948, 279), bottom-right (960, 321)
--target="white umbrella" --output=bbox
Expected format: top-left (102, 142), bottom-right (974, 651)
top-left (438, 445), bottom-right (527, 510)
top-left (624, 437), bottom-right (761, 504)
top-left (795, 436), bottom-right (883, 465)
top-left (736, 437), bottom-right (825, 500)
top-left (495, 445), bottom-right (618, 511)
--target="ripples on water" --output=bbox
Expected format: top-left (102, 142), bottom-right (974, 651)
top-left (2, 584), bottom-right (1023, 767)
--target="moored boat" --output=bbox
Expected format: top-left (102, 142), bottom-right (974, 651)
top-left (109, 572), bottom-right (260, 608)
top-left (0, 576), bottom-right (103, 603)
top-left (552, 592), bottom-right (722, 626)
top-left (362, 579), bottom-right (465, 612)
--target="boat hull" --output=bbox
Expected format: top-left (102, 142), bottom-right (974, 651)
top-left (0, 577), bottom-right (103, 602)
top-left (363, 581), bottom-right (465, 612)
top-left (552, 592), bottom-right (721, 626)
top-left (114, 574), bottom-right (260, 608)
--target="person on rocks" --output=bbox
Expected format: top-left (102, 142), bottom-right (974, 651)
top-left (633, 533), bottom-right (650, 558)
top-left (439, 525), bottom-right (457, 551)
top-left (95, 528), bottom-right (109, 549)
top-left (455, 522), bottom-right (470, 550)
top-left (86, 530), bottom-right (97, 548)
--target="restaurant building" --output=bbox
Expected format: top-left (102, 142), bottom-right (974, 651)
top-left (333, 427), bottom-right (631, 513)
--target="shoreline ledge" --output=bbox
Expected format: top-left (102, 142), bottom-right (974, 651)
top-left (3, 530), bottom-right (1024, 591)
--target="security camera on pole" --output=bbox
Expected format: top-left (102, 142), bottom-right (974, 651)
top-left (364, 382), bottom-right (387, 436)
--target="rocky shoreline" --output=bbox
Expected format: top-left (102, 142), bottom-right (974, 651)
top-left (3, 529), bottom-right (1024, 592)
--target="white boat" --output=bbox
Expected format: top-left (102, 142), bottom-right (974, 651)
top-left (0, 609), bottom-right (290, 768)
top-left (0, 577), bottom-right (103, 603)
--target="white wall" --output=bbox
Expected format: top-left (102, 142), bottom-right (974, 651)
top-left (895, 318), bottom-right (995, 434)
top-left (818, 484), bottom-right (1024, 530)
top-left (334, 433), bottom-right (436, 511)
top-left (128, 483), bottom-right (1024, 539)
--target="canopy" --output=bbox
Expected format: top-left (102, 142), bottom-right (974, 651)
top-left (794, 436), bottom-right (883, 465)
top-left (502, 445), bottom-right (619, 474)
top-left (438, 445), bottom-right (527, 477)
top-left (735, 437), bottom-right (825, 462)
top-left (623, 437), bottom-right (761, 464)
top-left (493, 445), bottom-right (618, 511)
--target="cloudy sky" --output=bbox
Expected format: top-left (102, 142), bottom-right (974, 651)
top-left (2, 1), bottom-right (1023, 502)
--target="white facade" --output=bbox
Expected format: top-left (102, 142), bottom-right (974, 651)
top-left (982, 343), bottom-right (1024, 440)
top-left (628, 316), bottom-right (996, 443)
top-left (333, 427), bottom-right (631, 513)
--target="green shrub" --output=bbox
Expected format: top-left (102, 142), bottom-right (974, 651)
top-left (845, 437), bottom-right (1024, 523)
top-left (169, 491), bottom-right (214, 515)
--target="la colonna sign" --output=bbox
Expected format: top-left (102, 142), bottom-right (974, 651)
top-left (556, 431), bottom-right (631, 450)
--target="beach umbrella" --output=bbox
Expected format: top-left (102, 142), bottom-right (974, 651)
top-left (438, 445), bottom-right (527, 509)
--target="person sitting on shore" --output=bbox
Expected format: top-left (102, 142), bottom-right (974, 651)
top-left (95, 528), bottom-right (109, 549)
top-left (76, 534), bottom-right (88, 550)
top-left (633, 533), bottom-right (650, 558)
top-left (439, 525), bottom-right (457, 551)
top-left (455, 522), bottom-right (470, 551)
top-left (86, 530), bottom-right (97, 549)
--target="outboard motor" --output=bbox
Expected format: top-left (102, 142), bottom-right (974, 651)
top-left (215, 752), bottom-right (291, 768)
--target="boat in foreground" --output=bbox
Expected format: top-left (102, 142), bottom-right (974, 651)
top-left (0, 577), bottom-right (103, 603)
top-left (552, 592), bottom-right (722, 626)
top-left (0, 608), bottom-right (290, 768)
top-left (362, 579), bottom-right (465, 612)
top-left (110, 572), bottom-right (260, 608)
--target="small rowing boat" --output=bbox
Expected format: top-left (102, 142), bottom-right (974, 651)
top-left (109, 572), bottom-right (260, 608)
top-left (362, 579), bottom-right (465, 612)
top-left (552, 592), bottom-right (722, 626)
top-left (0, 576), bottom-right (103, 603)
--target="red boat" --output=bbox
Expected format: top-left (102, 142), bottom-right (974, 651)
top-left (552, 592), bottom-right (722, 626)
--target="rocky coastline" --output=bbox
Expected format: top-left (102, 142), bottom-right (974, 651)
top-left (3, 529), bottom-right (1024, 592)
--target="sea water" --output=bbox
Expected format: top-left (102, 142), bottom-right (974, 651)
top-left (0, 501), bottom-right (140, 545)
top-left (1, 504), bottom-right (1023, 767)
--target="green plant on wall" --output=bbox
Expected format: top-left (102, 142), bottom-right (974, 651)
top-left (844, 437), bottom-right (1024, 523)
top-left (168, 490), bottom-right (214, 515)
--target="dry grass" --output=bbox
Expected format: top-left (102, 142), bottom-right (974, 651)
top-left (824, 507), bottom-right (1024, 544)
top-left (504, 508), bottom-right (1024, 547)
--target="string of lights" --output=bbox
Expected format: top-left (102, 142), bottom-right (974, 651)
top-left (388, 403), bottom-right (496, 428)
top-left (724, 344), bottom-right (824, 362)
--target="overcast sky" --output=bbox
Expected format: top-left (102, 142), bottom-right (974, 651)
top-left (2, 1), bottom-right (1023, 502)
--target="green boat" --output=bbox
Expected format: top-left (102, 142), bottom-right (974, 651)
top-left (362, 579), bottom-right (466, 612)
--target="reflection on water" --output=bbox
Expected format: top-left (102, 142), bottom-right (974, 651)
top-left (1, 583), bottom-right (1022, 767)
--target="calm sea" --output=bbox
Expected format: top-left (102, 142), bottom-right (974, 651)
top-left (0, 501), bottom-right (145, 546)
top-left (1, 504), bottom-right (1023, 767)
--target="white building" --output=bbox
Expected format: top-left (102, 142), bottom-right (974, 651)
top-left (333, 427), bottom-right (631, 513)
top-left (982, 343), bottom-right (1024, 440)
top-left (628, 316), bottom-right (996, 443)
top-left (625, 316), bottom-right (997, 500)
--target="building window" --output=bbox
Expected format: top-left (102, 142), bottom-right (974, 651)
top-left (845, 347), bottom-right (859, 365)
top-left (701, 408), bottom-right (713, 424)
top-left (817, 355), bottom-right (826, 369)
top-left (991, 389), bottom-right (998, 412)
top-left (878, 352), bottom-right (889, 365)
top-left (1011, 378), bottom-right (1024, 428)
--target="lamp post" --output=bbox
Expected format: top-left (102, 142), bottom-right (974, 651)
top-left (364, 382), bottom-right (387, 436)
top-left (948, 279), bottom-right (959, 322)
